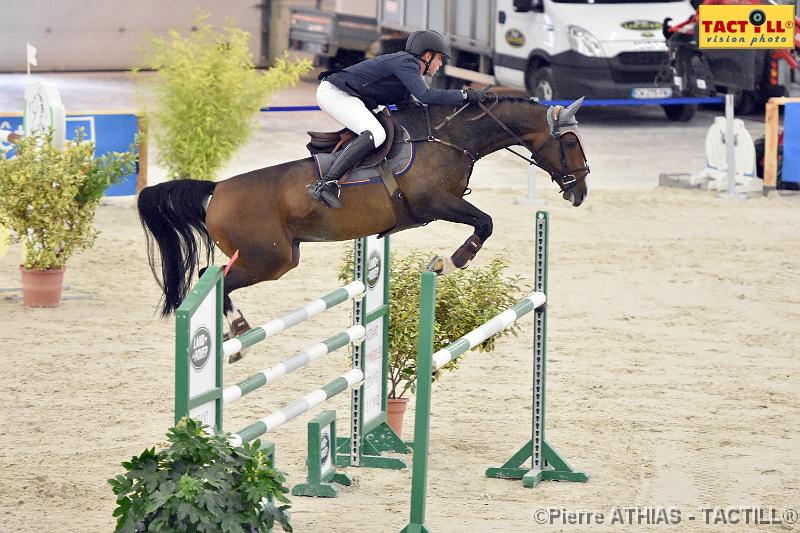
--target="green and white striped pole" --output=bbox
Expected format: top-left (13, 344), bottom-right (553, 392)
top-left (431, 292), bottom-right (546, 371)
top-left (222, 325), bottom-right (365, 404)
top-left (222, 281), bottom-right (365, 360)
top-left (229, 368), bottom-right (365, 447)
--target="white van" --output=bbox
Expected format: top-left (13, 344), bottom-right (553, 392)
top-left (378, 0), bottom-right (696, 120)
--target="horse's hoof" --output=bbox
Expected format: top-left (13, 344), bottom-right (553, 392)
top-left (224, 314), bottom-right (252, 363)
top-left (427, 255), bottom-right (456, 276)
top-left (230, 315), bottom-right (251, 337)
top-left (426, 256), bottom-right (444, 275)
top-left (222, 332), bottom-right (248, 363)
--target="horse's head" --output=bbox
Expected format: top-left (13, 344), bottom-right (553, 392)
top-left (538, 98), bottom-right (590, 206)
top-left (470, 92), bottom-right (590, 206)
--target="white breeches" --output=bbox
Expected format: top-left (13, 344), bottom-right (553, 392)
top-left (317, 80), bottom-right (386, 148)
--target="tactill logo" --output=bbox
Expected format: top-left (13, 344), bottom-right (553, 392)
top-left (698, 4), bottom-right (795, 49)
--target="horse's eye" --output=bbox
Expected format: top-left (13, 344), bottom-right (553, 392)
top-left (566, 141), bottom-right (577, 149)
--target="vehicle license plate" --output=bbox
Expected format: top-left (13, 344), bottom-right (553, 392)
top-left (302, 42), bottom-right (325, 54)
top-left (631, 87), bottom-right (672, 99)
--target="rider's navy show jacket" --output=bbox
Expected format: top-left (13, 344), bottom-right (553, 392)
top-left (324, 51), bottom-right (466, 110)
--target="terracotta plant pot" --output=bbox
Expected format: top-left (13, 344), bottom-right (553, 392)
top-left (386, 397), bottom-right (410, 438)
top-left (19, 266), bottom-right (65, 308)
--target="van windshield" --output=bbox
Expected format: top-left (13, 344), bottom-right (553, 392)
top-left (551, 0), bottom-right (682, 3)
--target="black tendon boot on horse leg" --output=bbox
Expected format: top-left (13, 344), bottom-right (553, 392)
top-left (223, 304), bottom-right (252, 364)
top-left (308, 130), bottom-right (375, 208)
top-left (423, 192), bottom-right (493, 275)
top-left (197, 265), bottom-right (252, 363)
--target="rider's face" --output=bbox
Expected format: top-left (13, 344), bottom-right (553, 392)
top-left (421, 52), bottom-right (444, 76)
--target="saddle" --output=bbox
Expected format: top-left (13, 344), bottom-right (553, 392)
top-left (306, 110), bottom-right (396, 168)
top-left (307, 111), bottom-right (425, 237)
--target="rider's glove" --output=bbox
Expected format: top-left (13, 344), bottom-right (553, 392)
top-left (464, 88), bottom-right (486, 104)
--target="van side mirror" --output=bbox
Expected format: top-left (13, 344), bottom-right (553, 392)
top-left (513, 0), bottom-right (543, 13)
top-left (513, 0), bottom-right (532, 12)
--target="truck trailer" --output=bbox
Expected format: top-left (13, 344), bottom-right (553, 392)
top-left (289, 0), bottom-right (380, 69)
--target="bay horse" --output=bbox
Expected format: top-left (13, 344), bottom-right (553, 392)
top-left (138, 92), bottom-right (589, 333)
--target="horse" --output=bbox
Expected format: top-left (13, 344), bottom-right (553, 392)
top-left (138, 91), bottom-right (589, 338)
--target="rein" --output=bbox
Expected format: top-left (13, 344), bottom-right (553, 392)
top-left (403, 104), bottom-right (479, 163)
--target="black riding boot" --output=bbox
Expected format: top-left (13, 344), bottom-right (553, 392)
top-left (308, 130), bottom-right (375, 208)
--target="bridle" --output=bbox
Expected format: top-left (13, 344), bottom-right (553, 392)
top-left (414, 92), bottom-right (590, 195)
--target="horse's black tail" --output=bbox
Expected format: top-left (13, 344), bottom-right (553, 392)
top-left (137, 179), bottom-right (217, 317)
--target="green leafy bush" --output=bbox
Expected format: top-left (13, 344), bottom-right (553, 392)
top-left (0, 129), bottom-right (137, 270)
top-left (340, 249), bottom-right (526, 398)
top-left (109, 417), bottom-right (292, 533)
top-left (138, 12), bottom-right (311, 180)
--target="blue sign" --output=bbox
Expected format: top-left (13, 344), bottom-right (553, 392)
top-left (0, 113), bottom-right (141, 196)
top-left (782, 103), bottom-right (799, 184)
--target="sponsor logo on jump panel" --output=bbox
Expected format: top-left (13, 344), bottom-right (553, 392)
top-left (190, 327), bottom-right (212, 371)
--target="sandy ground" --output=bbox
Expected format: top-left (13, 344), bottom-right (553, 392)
top-left (1, 74), bottom-right (799, 532)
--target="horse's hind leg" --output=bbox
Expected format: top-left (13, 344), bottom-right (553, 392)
top-left (423, 193), bottom-right (493, 275)
top-left (215, 265), bottom-right (257, 363)
top-left (219, 241), bottom-right (301, 363)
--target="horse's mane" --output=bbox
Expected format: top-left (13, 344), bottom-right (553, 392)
top-left (483, 87), bottom-right (539, 105)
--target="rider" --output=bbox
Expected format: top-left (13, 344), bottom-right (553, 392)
top-left (309, 29), bottom-right (485, 208)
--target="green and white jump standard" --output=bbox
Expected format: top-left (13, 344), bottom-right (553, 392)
top-left (175, 236), bottom-right (411, 489)
top-left (400, 211), bottom-right (587, 533)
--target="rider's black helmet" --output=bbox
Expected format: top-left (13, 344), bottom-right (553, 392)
top-left (405, 30), bottom-right (450, 58)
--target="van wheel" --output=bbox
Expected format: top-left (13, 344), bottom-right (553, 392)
top-left (527, 67), bottom-right (556, 100)
top-left (662, 104), bottom-right (696, 122)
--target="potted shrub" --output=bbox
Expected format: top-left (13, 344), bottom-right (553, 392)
top-left (340, 249), bottom-right (525, 437)
top-left (0, 129), bottom-right (137, 307)
top-left (109, 417), bottom-right (292, 533)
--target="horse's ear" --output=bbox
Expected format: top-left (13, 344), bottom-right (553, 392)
top-left (563, 97), bottom-right (585, 117)
top-left (558, 97), bottom-right (584, 124)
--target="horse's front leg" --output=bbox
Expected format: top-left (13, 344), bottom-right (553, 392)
top-left (423, 193), bottom-right (493, 275)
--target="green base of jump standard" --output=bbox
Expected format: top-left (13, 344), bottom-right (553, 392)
top-left (399, 524), bottom-right (434, 533)
top-left (292, 471), bottom-right (352, 498)
top-left (336, 419), bottom-right (410, 470)
top-left (293, 411), bottom-right (355, 498)
top-left (485, 439), bottom-right (588, 488)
